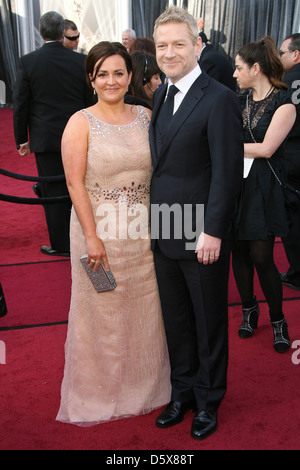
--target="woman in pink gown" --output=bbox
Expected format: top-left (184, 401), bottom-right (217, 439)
top-left (56, 42), bottom-right (170, 426)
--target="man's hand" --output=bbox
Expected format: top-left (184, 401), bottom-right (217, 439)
top-left (18, 143), bottom-right (30, 156)
top-left (195, 232), bottom-right (221, 265)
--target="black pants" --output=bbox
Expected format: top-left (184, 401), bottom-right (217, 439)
top-left (153, 242), bottom-right (230, 413)
top-left (35, 152), bottom-right (71, 253)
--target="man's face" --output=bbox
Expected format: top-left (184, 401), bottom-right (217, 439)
top-left (155, 22), bottom-right (201, 84)
top-left (64, 28), bottom-right (80, 51)
top-left (122, 33), bottom-right (134, 51)
top-left (279, 38), bottom-right (294, 72)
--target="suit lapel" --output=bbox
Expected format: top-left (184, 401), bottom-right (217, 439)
top-left (150, 85), bottom-right (167, 168)
top-left (154, 73), bottom-right (210, 170)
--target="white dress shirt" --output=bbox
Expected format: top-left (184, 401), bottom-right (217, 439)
top-left (166, 64), bottom-right (202, 114)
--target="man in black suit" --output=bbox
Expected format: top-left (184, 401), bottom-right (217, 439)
top-left (279, 33), bottom-right (300, 291)
top-left (150, 6), bottom-right (243, 440)
top-left (13, 11), bottom-right (93, 256)
top-left (198, 33), bottom-right (237, 91)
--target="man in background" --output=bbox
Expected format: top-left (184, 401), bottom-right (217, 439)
top-left (13, 11), bottom-right (93, 257)
top-left (198, 32), bottom-right (236, 91)
top-left (122, 29), bottom-right (136, 51)
top-left (279, 33), bottom-right (300, 291)
top-left (64, 19), bottom-right (80, 51)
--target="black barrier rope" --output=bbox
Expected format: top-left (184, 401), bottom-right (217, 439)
top-left (0, 167), bottom-right (70, 205)
top-left (0, 194), bottom-right (70, 205)
top-left (0, 168), bottom-right (65, 182)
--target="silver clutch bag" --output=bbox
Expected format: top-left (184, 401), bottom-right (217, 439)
top-left (80, 255), bottom-right (117, 293)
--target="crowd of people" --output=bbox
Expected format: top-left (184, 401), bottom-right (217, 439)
top-left (10, 6), bottom-right (299, 441)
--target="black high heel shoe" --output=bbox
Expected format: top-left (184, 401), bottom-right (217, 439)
top-left (238, 303), bottom-right (260, 338)
top-left (271, 318), bottom-right (290, 353)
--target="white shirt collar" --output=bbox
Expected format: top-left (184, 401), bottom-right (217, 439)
top-left (168, 64), bottom-right (202, 96)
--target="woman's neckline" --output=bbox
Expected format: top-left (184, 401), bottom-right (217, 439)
top-left (85, 105), bottom-right (140, 127)
top-left (251, 86), bottom-right (275, 103)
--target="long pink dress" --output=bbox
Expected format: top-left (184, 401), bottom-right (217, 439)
top-left (56, 106), bottom-right (171, 426)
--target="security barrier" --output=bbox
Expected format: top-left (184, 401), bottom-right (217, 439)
top-left (0, 168), bottom-right (70, 205)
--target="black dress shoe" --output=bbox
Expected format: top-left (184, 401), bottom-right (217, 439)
top-left (191, 410), bottom-right (217, 440)
top-left (156, 401), bottom-right (195, 428)
top-left (32, 183), bottom-right (42, 198)
top-left (280, 273), bottom-right (300, 291)
top-left (41, 245), bottom-right (70, 257)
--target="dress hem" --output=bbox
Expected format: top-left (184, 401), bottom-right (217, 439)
top-left (55, 403), bottom-right (168, 427)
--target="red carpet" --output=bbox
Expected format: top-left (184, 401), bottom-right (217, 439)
top-left (1, 109), bottom-right (300, 451)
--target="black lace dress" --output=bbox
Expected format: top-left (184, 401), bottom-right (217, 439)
top-left (235, 88), bottom-right (292, 240)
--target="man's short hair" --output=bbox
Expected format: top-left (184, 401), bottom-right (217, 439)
top-left (39, 11), bottom-right (65, 41)
top-left (64, 19), bottom-right (78, 31)
top-left (123, 29), bottom-right (136, 39)
top-left (153, 5), bottom-right (199, 45)
top-left (285, 33), bottom-right (300, 52)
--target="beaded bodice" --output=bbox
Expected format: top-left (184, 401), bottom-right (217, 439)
top-left (81, 106), bottom-right (152, 208)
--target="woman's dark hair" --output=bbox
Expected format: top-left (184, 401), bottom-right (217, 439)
top-left (86, 41), bottom-right (133, 90)
top-left (129, 37), bottom-right (156, 55)
top-left (128, 52), bottom-right (161, 108)
top-left (237, 36), bottom-right (287, 90)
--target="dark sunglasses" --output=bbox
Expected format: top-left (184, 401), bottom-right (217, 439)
top-left (65, 34), bottom-right (80, 41)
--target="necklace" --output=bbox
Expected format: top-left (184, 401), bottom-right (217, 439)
top-left (246, 85), bottom-right (276, 134)
top-left (252, 84), bottom-right (274, 102)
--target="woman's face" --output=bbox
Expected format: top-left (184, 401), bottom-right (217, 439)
top-left (233, 54), bottom-right (253, 90)
top-left (145, 73), bottom-right (162, 95)
top-left (90, 54), bottom-right (132, 102)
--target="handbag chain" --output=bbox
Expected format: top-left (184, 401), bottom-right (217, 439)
top-left (246, 92), bottom-right (284, 187)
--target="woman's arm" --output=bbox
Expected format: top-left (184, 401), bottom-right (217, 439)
top-left (62, 112), bottom-right (109, 271)
top-left (244, 103), bottom-right (296, 159)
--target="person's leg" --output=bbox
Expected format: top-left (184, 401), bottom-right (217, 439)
top-left (153, 247), bottom-right (198, 404)
top-left (35, 152), bottom-right (71, 253)
top-left (249, 238), bottom-right (283, 322)
top-left (231, 240), bottom-right (256, 306)
top-left (180, 241), bottom-right (230, 414)
top-left (231, 240), bottom-right (260, 338)
top-left (250, 238), bottom-right (290, 352)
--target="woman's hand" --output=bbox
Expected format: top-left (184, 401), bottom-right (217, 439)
top-left (86, 236), bottom-right (109, 272)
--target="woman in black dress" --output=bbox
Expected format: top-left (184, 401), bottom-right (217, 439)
top-left (232, 37), bottom-right (296, 352)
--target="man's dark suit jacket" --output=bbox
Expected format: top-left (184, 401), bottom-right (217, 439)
top-left (150, 72), bottom-right (244, 259)
top-left (13, 41), bottom-right (93, 152)
top-left (199, 44), bottom-right (236, 91)
top-left (283, 63), bottom-right (300, 142)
